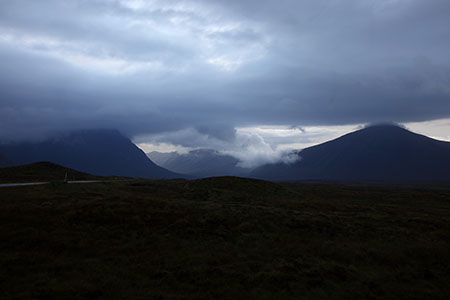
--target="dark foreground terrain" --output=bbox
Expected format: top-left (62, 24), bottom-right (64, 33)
top-left (0, 177), bottom-right (449, 299)
top-left (0, 162), bottom-right (106, 184)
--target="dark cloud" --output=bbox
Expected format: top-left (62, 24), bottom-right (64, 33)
top-left (1, 0), bottom-right (450, 150)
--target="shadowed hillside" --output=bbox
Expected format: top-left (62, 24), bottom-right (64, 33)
top-left (0, 154), bottom-right (11, 168)
top-left (252, 124), bottom-right (450, 181)
top-left (0, 161), bottom-right (105, 183)
top-left (0, 129), bottom-right (181, 179)
top-left (148, 149), bottom-right (251, 177)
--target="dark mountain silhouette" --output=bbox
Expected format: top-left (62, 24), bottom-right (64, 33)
top-left (148, 149), bottom-right (251, 178)
top-left (251, 124), bottom-right (450, 181)
top-left (0, 154), bottom-right (11, 168)
top-left (0, 129), bottom-right (181, 178)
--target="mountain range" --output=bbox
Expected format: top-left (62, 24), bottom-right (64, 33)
top-left (0, 129), bottom-right (180, 178)
top-left (148, 149), bottom-right (251, 177)
top-left (1, 124), bottom-right (450, 181)
top-left (251, 124), bottom-right (450, 181)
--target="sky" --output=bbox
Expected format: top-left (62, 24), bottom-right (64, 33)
top-left (1, 0), bottom-right (450, 167)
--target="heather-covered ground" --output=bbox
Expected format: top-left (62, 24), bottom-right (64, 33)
top-left (1, 177), bottom-right (449, 299)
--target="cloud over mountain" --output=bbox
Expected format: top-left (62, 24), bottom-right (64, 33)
top-left (1, 0), bottom-right (450, 162)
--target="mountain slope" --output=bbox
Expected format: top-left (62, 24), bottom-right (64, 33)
top-left (0, 153), bottom-right (11, 168)
top-left (148, 149), bottom-right (251, 177)
top-left (148, 151), bottom-right (179, 167)
top-left (0, 129), bottom-right (181, 178)
top-left (251, 125), bottom-right (450, 181)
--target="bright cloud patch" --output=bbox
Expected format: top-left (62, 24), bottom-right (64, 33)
top-left (136, 124), bottom-right (363, 168)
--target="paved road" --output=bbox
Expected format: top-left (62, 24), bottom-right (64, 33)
top-left (67, 180), bottom-right (101, 184)
top-left (0, 180), bottom-right (102, 188)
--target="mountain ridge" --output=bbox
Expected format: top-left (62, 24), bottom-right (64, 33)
top-left (148, 148), bottom-right (251, 178)
top-left (250, 124), bottom-right (450, 181)
top-left (0, 129), bottom-right (182, 178)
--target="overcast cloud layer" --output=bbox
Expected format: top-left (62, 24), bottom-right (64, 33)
top-left (1, 0), bottom-right (450, 165)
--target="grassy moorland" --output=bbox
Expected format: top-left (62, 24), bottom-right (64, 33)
top-left (0, 177), bottom-right (449, 299)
